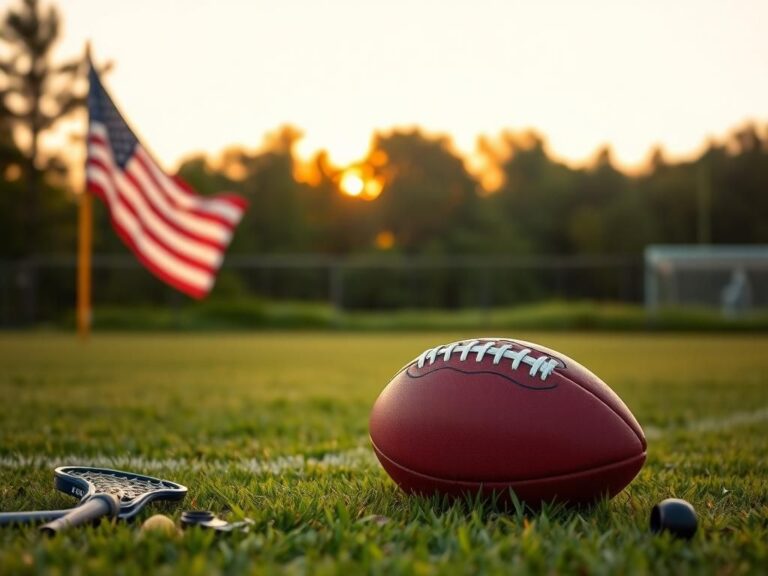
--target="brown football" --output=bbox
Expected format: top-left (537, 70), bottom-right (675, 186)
top-left (369, 338), bottom-right (646, 504)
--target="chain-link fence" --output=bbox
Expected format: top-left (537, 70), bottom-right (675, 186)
top-left (0, 254), bottom-right (644, 327)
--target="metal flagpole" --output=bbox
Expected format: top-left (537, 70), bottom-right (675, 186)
top-left (77, 42), bottom-right (93, 340)
top-left (76, 188), bottom-right (92, 339)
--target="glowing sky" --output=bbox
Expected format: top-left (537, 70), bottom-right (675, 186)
top-left (52, 0), bottom-right (768, 171)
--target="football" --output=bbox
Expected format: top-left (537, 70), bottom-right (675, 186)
top-left (369, 338), bottom-right (646, 505)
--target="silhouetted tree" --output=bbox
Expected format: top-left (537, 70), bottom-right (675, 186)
top-left (0, 118), bottom-right (27, 255)
top-left (711, 124), bottom-right (768, 243)
top-left (0, 113), bottom-right (24, 174)
top-left (0, 0), bottom-right (86, 250)
top-left (366, 129), bottom-right (479, 253)
top-left (492, 131), bottom-right (577, 253)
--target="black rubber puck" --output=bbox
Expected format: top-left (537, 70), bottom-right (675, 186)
top-left (180, 510), bottom-right (216, 527)
top-left (650, 498), bottom-right (698, 540)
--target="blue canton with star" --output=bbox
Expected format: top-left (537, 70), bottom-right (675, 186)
top-left (88, 66), bottom-right (139, 168)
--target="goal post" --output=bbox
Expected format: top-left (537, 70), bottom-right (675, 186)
top-left (644, 245), bottom-right (768, 316)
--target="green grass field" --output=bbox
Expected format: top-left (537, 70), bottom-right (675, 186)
top-left (0, 332), bottom-right (766, 575)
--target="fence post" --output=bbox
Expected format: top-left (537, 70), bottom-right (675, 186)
top-left (329, 261), bottom-right (344, 318)
top-left (0, 261), bottom-right (7, 327)
top-left (19, 258), bottom-right (38, 326)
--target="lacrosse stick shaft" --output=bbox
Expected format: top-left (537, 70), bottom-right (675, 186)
top-left (0, 509), bottom-right (72, 526)
top-left (40, 493), bottom-right (120, 536)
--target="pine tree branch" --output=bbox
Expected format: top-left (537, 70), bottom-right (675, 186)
top-left (0, 94), bottom-right (26, 120)
top-left (0, 57), bottom-right (20, 76)
top-left (52, 59), bottom-right (83, 77)
top-left (98, 61), bottom-right (114, 75)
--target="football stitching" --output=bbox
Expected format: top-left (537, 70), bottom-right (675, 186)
top-left (415, 339), bottom-right (563, 381)
top-left (405, 365), bottom-right (559, 390)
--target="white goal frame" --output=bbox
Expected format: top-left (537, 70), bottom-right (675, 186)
top-left (644, 245), bottom-right (768, 316)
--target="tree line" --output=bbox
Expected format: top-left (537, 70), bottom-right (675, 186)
top-left (173, 123), bottom-right (768, 260)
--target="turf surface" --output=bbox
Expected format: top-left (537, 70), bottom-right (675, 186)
top-left (0, 332), bottom-right (766, 574)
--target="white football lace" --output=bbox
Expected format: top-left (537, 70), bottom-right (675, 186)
top-left (415, 340), bottom-right (559, 381)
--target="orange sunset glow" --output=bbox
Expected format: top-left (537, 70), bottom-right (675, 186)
top-left (339, 170), bottom-right (364, 197)
top-left (339, 168), bottom-right (383, 201)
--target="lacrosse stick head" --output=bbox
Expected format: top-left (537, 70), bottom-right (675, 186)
top-left (54, 466), bottom-right (187, 519)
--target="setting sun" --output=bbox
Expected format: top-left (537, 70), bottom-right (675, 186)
top-left (339, 169), bottom-right (384, 200)
top-left (340, 171), bottom-right (365, 197)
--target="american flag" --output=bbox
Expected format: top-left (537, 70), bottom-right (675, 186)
top-left (86, 61), bottom-right (247, 299)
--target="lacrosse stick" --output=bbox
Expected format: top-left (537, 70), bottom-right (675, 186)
top-left (0, 466), bottom-right (187, 535)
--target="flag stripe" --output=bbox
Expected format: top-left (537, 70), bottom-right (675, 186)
top-left (135, 149), bottom-right (245, 225)
top-left (87, 183), bottom-right (211, 299)
top-left (89, 127), bottom-right (234, 243)
top-left (87, 149), bottom-right (224, 268)
top-left (174, 177), bottom-right (249, 211)
top-left (87, 159), bottom-right (219, 275)
top-left (123, 163), bottom-right (228, 255)
top-left (133, 151), bottom-right (234, 227)
top-left (87, 163), bottom-right (216, 291)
